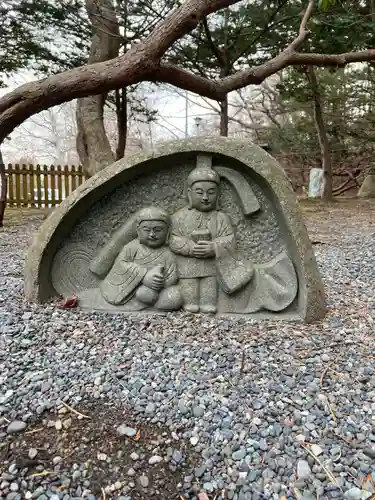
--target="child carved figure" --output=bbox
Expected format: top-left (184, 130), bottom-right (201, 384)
top-left (169, 164), bottom-right (235, 313)
top-left (100, 207), bottom-right (182, 311)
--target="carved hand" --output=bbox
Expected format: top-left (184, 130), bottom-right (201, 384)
top-left (143, 268), bottom-right (164, 290)
top-left (192, 241), bottom-right (215, 259)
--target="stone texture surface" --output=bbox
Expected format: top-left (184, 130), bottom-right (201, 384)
top-left (24, 137), bottom-right (326, 322)
top-left (358, 174), bottom-right (375, 198)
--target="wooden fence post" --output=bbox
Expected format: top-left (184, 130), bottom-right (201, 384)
top-left (35, 165), bottom-right (42, 207)
top-left (14, 164), bottom-right (21, 207)
top-left (5, 163), bottom-right (86, 208)
top-left (29, 164), bottom-right (35, 207)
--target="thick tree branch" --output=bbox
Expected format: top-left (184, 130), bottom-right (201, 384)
top-left (0, 0), bottom-right (242, 141)
top-left (2, 0), bottom-right (375, 146)
top-left (154, 48), bottom-right (375, 99)
top-left (153, 63), bottom-right (221, 98)
top-left (76, 0), bottom-right (120, 177)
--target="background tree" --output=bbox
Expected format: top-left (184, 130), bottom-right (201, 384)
top-left (2, 0), bottom-right (375, 227)
top-left (0, 149), bottom-right (6, 227)
top-left (5, 102), bottom-right (79, 164)
top-left (271, 0), bottom-right (375, 198)
top-left (0, 0), bottom-right (161, 176)
top-left (166, 0), bottom-right (303, 136)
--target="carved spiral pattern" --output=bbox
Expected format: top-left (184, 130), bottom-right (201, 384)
top-left (51, 244), bottom-right (99, 297)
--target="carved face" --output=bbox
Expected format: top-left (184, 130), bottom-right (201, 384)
top-left (188, 181), bottom-right (218, 212)
top-left (137, 220), bottom-right (168, 248)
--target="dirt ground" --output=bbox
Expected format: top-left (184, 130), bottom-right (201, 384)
top-left (3, 197), bottom-right (374, 223)
top-left (298, 198), bottom-right (374, 243)
top-left (1, 197), bottom-right (374, 500)
top-left (1, 404), bottom-right (199, 499)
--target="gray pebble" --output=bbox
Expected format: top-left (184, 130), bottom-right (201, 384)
top-left (203, 482), bottom-right (214, 492)
top-left (6, 494), bottom-right (20, 500)
top-left (344, 488), bottom-right (363, 500)
top-left (259, 438), bottom-right (268, 451)
top-left (28, 448), bottom-right (38, 459)
top-left (72, 471), bottom-right (81, 481)
top-left (116, 425), bottom-right (137, 437)
top-left (172, 450), bottom-right (183, 463)
top-left (232, 449), bottom-right (246, 461)
top-left (297, 460), bottom-right (312, 480)
top-left (6, 421), bottom-right (26, 434)
top-left (31, 488), bottom-right (45, 499)
top-left (195, 466), bottom-right (206, 478)
top-left (193, 406), bottom-right (205, 417)
top-left (138, 475), bottom-right (149, 488)
top-left (178, 402), bottom-right (189, 414)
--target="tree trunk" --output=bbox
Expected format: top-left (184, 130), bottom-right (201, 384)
top-left (219, 10), bottom-right (230, 137)
top-left (115, 87), bottom-right (127, 160)
top-left (2, 0), bottom-right (375, 145)
top-left (307, 66), bottom-right (333, 200)
top-left (203, 13), bottom-right (230, 137)
top-left (220, 96), bottom-right (229, 136)
top-left (76, 0), bottom-right (121, 177)
top-left (0, 150), bottom-right (6, 227)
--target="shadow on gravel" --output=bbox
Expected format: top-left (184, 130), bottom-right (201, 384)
top-left (1, 403), bottom-right (200, 499)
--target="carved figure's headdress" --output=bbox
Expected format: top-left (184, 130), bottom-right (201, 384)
top-left (136, 207), bottom-right (170, 226)
top-left (186, 165), bottom-right (220, 187)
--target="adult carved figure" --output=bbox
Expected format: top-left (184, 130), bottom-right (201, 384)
top-left (170, 158), bottom-right (299, 315)
top-left (169, 162), bottom-right (239, 313)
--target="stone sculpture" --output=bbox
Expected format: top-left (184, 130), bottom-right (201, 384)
top-left (169, 160), bottom-right (235, 313)
top-left (24, 137), bottom-right (326, 322)
top-left (169, 156), bottom-right (298, 314)
top-left (78, 207), bottom-right (182, 311)
top-left (358, 167), bottom-right (375, 198)
top-left (308, 168), bottom-right (324, 198)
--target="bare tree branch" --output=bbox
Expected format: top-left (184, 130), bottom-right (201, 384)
top-left (0, 0), bottom-right (242, 141)
top-left (2, 0), bottom-right (375, 146)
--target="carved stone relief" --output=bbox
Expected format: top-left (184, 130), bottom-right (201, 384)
top-left (25, 138), bottom-right (326, 321)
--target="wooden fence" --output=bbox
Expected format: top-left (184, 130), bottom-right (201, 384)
top-left (5, 164), bottom-right (87, 207)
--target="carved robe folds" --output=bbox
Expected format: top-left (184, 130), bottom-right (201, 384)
top-left (217, 250), bottom-right (298, 314)
top-left (169, 207), bottom-right (236, 279)
top-left (101, 240), bottom-right (178, 305)
top-left (169, 206), bottom-right (298, 313)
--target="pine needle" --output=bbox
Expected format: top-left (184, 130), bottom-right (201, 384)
top-left (293, 486), bottom-right (302, 499)
top-left (133, 429), bottom-right (141, 441)
top-left (24, 427), bottom-right (44, 435)
top-left (28, 470), bottom-right (54, 478)
top-left (301, 444), bottom-right (341, 488)
top-left (60, 401), bottom-right (91, 419)
top-left (328, 400), bottom-right (337, 422)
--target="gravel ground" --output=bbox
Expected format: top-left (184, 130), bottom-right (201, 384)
top-left (0, 203), bottom-right (375, 500)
